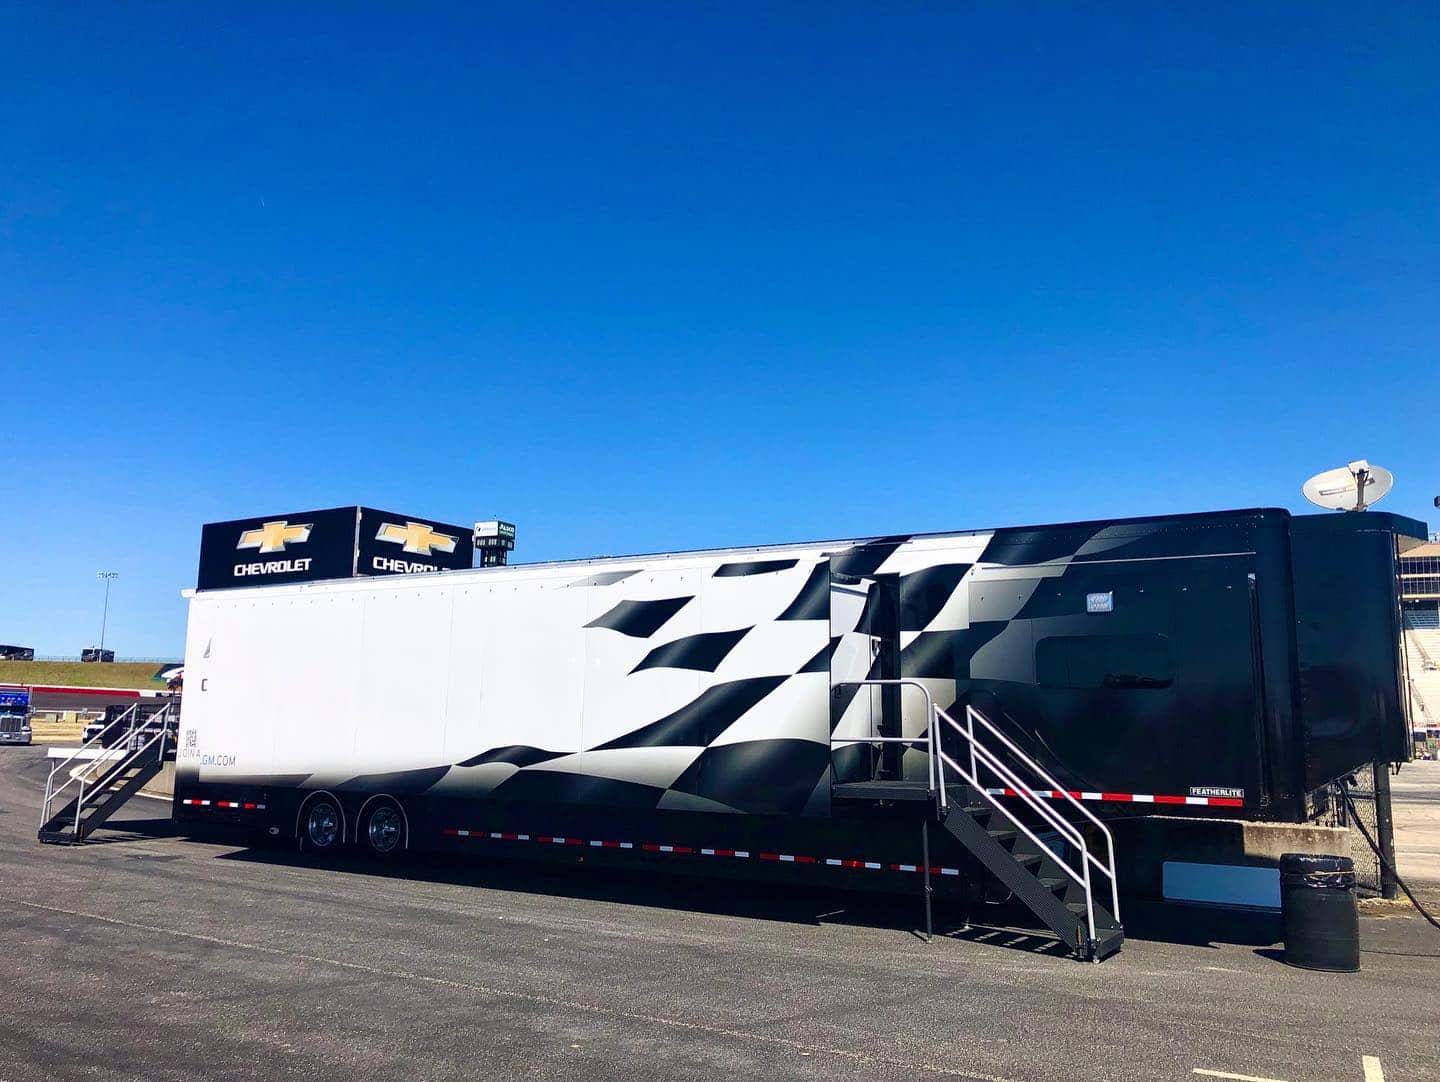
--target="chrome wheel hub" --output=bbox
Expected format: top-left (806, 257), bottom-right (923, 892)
top-left (306, 803), bottom-right (340, 849)
top-left (367, 805), bottom-right (402, 854)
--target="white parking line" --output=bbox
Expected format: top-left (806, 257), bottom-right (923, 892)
top-left (1195, 1057), bottom-right (1386, 1082)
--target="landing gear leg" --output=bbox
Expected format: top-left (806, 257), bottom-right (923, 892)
top-left (921, 818), bottom-right (933, 941)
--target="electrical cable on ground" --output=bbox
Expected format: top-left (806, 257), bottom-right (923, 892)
top-left (1341, 784), bottom-right (1440, 933)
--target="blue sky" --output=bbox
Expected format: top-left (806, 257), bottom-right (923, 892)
top-left (2, 4), bottom-right (1437, 658)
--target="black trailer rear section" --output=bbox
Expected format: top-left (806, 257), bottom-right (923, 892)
top-left (896, 508), bottom-right (1424, 822)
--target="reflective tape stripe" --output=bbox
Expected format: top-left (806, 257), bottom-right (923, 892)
top-left (181, 797), bottom-right (265, 811)
top-left (986, 787), bottom-right (1244, 808)
top-left (449, 831), bottom-right (928, 875)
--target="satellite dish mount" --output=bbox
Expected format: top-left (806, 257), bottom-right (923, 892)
top-left (1302, 460), bottom-right (1394, 513)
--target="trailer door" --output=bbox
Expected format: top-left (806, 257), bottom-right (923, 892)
top-left (963, 553), bottom-right (1266, 807)
top-left (829, 567), bottom-right (902, 783)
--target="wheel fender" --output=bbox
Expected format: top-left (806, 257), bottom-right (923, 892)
top-left (295, 790), bottom-right (347, 845)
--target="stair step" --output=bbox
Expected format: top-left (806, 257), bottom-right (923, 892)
top-left (940, 792), bottom-right (1124, 963)
top-left (1064, 901), bottom-right (1120, 926)
top-left (1091, 927), bottom-right (1125, 961)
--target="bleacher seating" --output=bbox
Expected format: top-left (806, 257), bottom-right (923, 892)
top-left (1404, 624), bottom-right (1440, 729)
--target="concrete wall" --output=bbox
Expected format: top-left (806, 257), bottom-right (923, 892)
top-left (1113, 815), bottom-right (1350, 906)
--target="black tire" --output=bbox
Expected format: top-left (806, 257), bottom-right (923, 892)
top-left (300, 795), bottom-right (345, 855)
top-left (359, 799), bottom-right (407, 860)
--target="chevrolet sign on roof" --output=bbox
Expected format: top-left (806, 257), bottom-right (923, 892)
top-left (197, 506), bottom-right (474, 591)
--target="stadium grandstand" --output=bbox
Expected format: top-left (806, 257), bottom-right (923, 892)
top-left (1402, 535), bottom-right (1440, 741)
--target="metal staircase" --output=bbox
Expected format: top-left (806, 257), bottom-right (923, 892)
top-left (38, 703), bottom-right (175, 845)
top-left (832, 682), bottom-right (1122, 962)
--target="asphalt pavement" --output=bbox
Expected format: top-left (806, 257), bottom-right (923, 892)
top-left (1392, 758), bottom-right (1440, 888)
top-left (1, 744), bottom-right (1436, 1082)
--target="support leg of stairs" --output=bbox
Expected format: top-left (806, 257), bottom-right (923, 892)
top-left (921, 818), bottom-right (933, 941)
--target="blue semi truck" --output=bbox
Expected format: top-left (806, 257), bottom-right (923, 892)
top-left (0, 688), bottom-right (32, 745)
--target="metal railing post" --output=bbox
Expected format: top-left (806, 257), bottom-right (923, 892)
top-left (930, 701), bottom-right (947, 806)
top-left (967, 707), bottom-right (977, 787)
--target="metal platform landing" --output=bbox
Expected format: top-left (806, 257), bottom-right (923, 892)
top-left (833, 780), bottom-right (943, 802)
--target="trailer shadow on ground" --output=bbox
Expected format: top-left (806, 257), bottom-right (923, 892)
top-left (49, 815), bottom-right (182, 846)
top-left (194, 825), bottom-right (1286, 958)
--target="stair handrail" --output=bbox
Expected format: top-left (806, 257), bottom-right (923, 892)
top-left (41, 704), bottom-right (170, 835)
top-left (937, 723), bottom-right (1088, 855)
top-left (830, 679), bottom-right (945, 809)
top-left (827, 682), bottom-right (1120, 948)
top-left (961, 706), bottom-right (1118, 921)
top-left (930, 723), bottom-right (1101, 944)
top-left (41, 703), bottom-right (142, 829)
top-left (954, 704), bottom-right (1120, 924)
top-left (71, 705), bottom-right (172, 839)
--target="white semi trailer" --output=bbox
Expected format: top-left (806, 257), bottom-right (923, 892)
top-left (168, 506), bottom-right (1425, 961)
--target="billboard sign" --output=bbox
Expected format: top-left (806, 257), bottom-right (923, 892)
top-left (198, 507), bottom-right (359, 591)
top-left (356, 507), bottom-right (474, 578)
top-left (198, 506), bottom-right (474, 591)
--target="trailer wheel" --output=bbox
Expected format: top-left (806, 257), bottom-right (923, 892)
top-left (360, 798), bottom-right (407, 859)
top-left (301, 795), bottom-right (345, 854)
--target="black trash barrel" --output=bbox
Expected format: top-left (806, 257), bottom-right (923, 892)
top-left (1280, 853), bottom-right (1359, 972)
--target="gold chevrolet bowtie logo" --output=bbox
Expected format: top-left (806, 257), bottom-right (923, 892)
top-left (236, 520), bottom-right (313, 554)
top-left (376, 521), bottom-right (457, 557)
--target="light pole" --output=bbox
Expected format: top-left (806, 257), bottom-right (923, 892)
top-left (97, 571), bottom-right (119, 659)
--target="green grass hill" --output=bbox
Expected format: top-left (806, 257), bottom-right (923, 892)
top-left (0, 661), bottom-right (169, 689)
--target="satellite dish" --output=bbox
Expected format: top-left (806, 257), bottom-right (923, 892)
top-left (1302, 460), bottom-right (1394, 512)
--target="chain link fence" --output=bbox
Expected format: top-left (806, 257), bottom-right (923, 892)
top-left (1332, 764), bottom-right (1384, 896)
